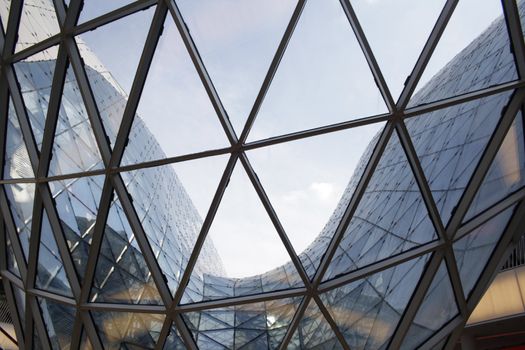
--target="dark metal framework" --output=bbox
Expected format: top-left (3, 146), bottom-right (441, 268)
top-left (0, 0), bottom-right (524, 349)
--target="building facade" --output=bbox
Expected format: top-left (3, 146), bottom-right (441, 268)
top-left (1, 0), bottom-right (525, 349)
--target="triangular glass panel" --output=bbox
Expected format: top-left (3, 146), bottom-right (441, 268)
top-left (49, 66), bottom-right (104, 176)
top-left (13, 46), bottom-right (59, 150)
top-left (12, 284), bottom-right (26, 328)
top-left (288, 299), bottom-right (344, 349)
top-left (405, 90), bottom-right (514, 225)
top-left (454, 205), bottom-right (515, 297)
top-left (38, 297), bottom-right (76, 350)
top-left (121, 155), bottom-right (228, 295)
top-left (324, 131), bottom-right (437, 281)
top-left (163, 323), bottom-right (186, 350)
top-left (400, 261), bottom-right (459, 350)
top-left (0, 1), bottom-right (10, 34)
top-left (5, 234), bottom-right (21, 277)
top-left (78, 0), bottom-right (134, 23)
top-left (36, 210), bottom-right (73, 297)
top-left (352, 0), bottom-right (446, 101)
top-left (248, 122), bottom-right (385, 278)
top-left (51, 175), bottom-right (104, 281)
top-left (183, 297), bottom-right (301, 350)
top-left (3, 96), bottom-right (34, 178)
top-left (15, 0), bottom-right (60, 52)
top-left (465, 113), bottom-right (525, 221)
top-left (249, 0), bottom-right (387, 141)
top-left (90, 193), bottom-right (163, 305)
top-left (79, 327), bottom-right (94, 350)
top-left (75, 7), bottom-right (155, 147)
top-left (182, 160), bottom-right (303, 304)
top-left (121, 15), bottom-right (229, 167)
top-left (176, 0), bottom-right (297, 134)
top-left (91, 311), bottom-right (165, 349)
top-left (321, 254), bottom-right (431, 349)
top-left (410, 0), bottom-right (515, 107)
top-left (3, 182), bottom-right (36, 257)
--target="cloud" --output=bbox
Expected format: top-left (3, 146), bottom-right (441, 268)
top-left (310, 182), bottom-right (337, 201)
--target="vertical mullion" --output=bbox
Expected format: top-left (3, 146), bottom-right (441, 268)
top-left (0, 190), bottom-right (28, 279)
top-left (339, 0), bottom-right (395, 112)
top-left (278, 295), bottom-right (310, 350)
top-left (1, 279), bottom-right (25, 349)
top-left (313, 294), bottom-right (351, 350)
top-left (154, 315), bottom-right (173, 350)
top-left (2, 0), bottom-right (22, 57)
top-left (173, 313), bottom-right (198, 350)
top-left (396, 0), bottom-right (458, 109)
top-left (443, 249), bottom-right (468, 316)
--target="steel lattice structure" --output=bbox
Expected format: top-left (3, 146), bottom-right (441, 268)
top-left (1, 0), bottom-right (525, 349)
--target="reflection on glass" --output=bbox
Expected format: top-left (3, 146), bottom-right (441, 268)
top-left (4, 182), bottom-right (35, 257)
top-left (289, 299), bottom-right (343, 349)
top-left (321, 254), bottom-right (431, 349)
top-left (13, 46), bottom-right (58, 150)
top-left (0, 0), bottom-right (10, 33)
top-left (248, 123), bottom-right (384, 264)
top-left (51, 175), bottom-right (104, 280)
top-left (90, 195), bottom-right (163, 305)
top-left (177, 0), bottom-right (297, 134)
top-left (3, 98), bottom-right (33, 180)
top-left (91, 311), bottom-right (165, 350)
top-left (183, 297), bottom-right (300, 349)
top-left (406, 90), bottom-right (514, 225)
top-left (465, 113), bottom-right (525, 220)
top-left (250, 0), bottom-right (387, 141)
top-left (163, 324), bottom-right (185, 350)
top-left (121, 15), bottom-right (229, 166)
top-left (48, 66), bottom-right (104, 176)
top-left (5, 235), bottom-right (20, 277)
top-left (324, 131), bottom-right (437, 281)
top-left (400, 261), bottom-right (458, 349)
top-left (15, 0), bottom-right (60, 52)
top-left (454, 206), bottom-right (515, 297)
top-left (38, 297), bottom-right (75, 350)
top-left (352, 0), bottom-right (446, 100)
top-left (36, 211), bottom-right (73, 297)
top-left (410, 0), bottom-right (516, 106)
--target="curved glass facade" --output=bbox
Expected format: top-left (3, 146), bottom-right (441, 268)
top-left (1, 0), bottom-right (525, 349)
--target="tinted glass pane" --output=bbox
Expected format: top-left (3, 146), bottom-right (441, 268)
top-left (4, 182), bottom-right (35, 257)
top-left (51, 175), bottom-right (104, 280)
top-left (324, 131), bottom-right (436, 280)
top-left (465, 113), bottom-right (525, 220)
top-left (454, 206), bottom-right (515, 297)
top-left (38, 297), bottom-right (75, 350)
top-left (0, 0), bottom-right (10, 33)
top-left (90, 194), bottom-right (162, 305)
top-left (36, 211), bottom-right (73, 297)
top-left (406, 90), bottom-right (513, 225)
top-left (183, 297), bottom-right (300, 349)
top-left (5, 234), bottom-right (21, 277)
top-left (321, 254), bottom-right (431, 349)
top-left (91, 311), bottom-right (164, 350)
top-left (3, 97), bottom-right (33, 179)
top-left (49, 66), bottom-right (104, 176)
top-left (400, 261), bottom-right (458, 349)
top-left (13, 46), bottom-right (58, 150)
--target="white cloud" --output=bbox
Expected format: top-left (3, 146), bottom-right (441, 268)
top-left (310, 182), bottom-right (337, 201)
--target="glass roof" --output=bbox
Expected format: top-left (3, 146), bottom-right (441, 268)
top-left (1, 0), bottom-right (525, 349)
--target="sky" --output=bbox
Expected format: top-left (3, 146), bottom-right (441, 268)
top-left (78, 0), bottom-right (505, 278)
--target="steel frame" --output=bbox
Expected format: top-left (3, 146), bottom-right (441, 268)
top-left (0, 0), bottom-right (524, 349)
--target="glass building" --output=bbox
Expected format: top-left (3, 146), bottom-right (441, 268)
top-left (0, 0), bottom-right (524, 349)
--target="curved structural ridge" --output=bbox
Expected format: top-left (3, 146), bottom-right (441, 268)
top-left (0, 0), bottom-right (525, 349)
